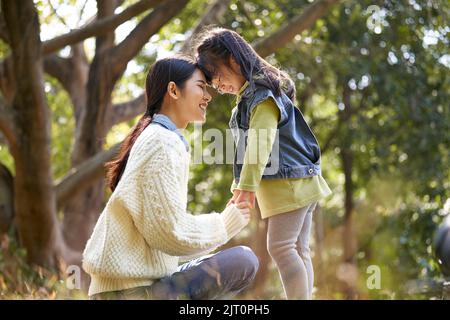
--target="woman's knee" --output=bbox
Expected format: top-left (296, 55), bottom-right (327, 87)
top-left (226, 246), bottom-right (259, 293)
top-left (221, 246), bottom-right (259, 286)
top-left (232, 246), bottom-right (259, 275)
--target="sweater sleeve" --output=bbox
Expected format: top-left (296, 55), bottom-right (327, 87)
top-left (132, 144), bottom-right (248, 257)
top-left (237, 97), bottom-right (280, 192)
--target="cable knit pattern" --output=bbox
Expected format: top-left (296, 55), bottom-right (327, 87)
top-left (82, 124), bottom-right (248, 296)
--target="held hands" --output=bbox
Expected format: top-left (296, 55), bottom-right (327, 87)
top-left (227, 189), bottom-right (256, 210)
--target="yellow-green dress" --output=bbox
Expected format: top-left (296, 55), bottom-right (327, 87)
top-left (231, 82), bottom-right (332, 219)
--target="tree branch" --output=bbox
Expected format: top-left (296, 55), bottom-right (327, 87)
top-left (49, 0), bottom-right (70, 28)
top-left (109, 94), bottom-right (145, 127)
top-left (43, 44), bottom-right (89, 125)
top-left (43, 54), bottom-right (72, 89)
top-left (253, 0), bottom-right (340, 57)
top-left (95, 0), bottom-right (117, 54)
top-left (42, 0), bottom-right (164, 55)
top-left (55, 142), bottom-right (121, 209)
top-left (110, 0), bottom-right (189, 75)
top-left (180, 0), bottom-right (231, 54)
top-left (77, 0), bottom-right (89, 26)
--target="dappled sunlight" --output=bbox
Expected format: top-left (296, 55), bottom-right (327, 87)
top-left (0, 0), bottom-right (448, 301)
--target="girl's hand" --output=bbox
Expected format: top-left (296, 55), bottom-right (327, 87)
top-left (235, 189), bottom-right (256, 209)
top-left (226, 189), bottom-right (240, 207)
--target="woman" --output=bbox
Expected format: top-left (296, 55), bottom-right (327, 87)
top-left (82, 56), bottom-right (259, 300)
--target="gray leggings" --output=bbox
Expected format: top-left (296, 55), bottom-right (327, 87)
top-left (267, 202), bottom-right (317, 300)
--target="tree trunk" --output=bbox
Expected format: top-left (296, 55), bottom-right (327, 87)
top-left (313, 204), bottom-right (325, 289)
top-left (0, 57), bottom-right (15, 103)
top-left (339, 83), bottom-right (358, 299)
top-left (0, 162), bottom-right (14, 234)
top-left (62, 1), bottom-right (118, 251)
top-left (66, 44), bottom-right (89, 123)
top-left (342, 148), bottom-right (356, 263)
top-left (340, 147), bottom-right (359, 299)
top-left (3, 0), bottom-right (61, 267)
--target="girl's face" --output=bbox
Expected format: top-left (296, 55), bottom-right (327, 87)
top-left (211, 58), bottom-right (246, 95)
top-left (178, 69), bottom-right (212, 124)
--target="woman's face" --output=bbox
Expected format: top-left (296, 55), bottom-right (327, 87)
top-left (211, 59), bottom-right (246, 95)
top-left (179, 69), bottom-right (212, 124)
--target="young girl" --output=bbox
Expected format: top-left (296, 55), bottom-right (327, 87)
top-left (196, 28), bottom-right (332, 300)
top-left (82, 56), bottom-right (258, 300)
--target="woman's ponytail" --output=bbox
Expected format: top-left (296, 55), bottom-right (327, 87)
top-left (105, 114), bottom-right (152, 192)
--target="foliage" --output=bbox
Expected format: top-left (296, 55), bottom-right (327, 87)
top-left (0, 232), bottom-right (86, 299)
top-left (0, 0), bottom-right (449, 299)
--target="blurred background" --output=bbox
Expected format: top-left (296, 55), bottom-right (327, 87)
top-left (0, 0), bottom-right (449, 300)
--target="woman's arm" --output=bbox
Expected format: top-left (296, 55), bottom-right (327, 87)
top-left (131, 143), bottom-right (248, 257)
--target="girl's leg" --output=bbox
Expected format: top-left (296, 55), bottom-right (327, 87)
top-left (267, 202), bottom-right (316, 300)
top-left (136, 246), bottom-right (259, 300)
top-left (296, 202), bottom-right (317, 299)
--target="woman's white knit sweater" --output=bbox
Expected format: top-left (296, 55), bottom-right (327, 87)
top-left (82, 124), bottom-right (248, 296)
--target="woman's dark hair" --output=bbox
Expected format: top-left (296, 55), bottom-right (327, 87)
top-left (195, 27), bottom-right (296, 101)
top-left (105, 56), bottom-right (198, 192)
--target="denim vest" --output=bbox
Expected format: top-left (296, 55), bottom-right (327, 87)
top-left (229, 84), bottom-right (321, 182)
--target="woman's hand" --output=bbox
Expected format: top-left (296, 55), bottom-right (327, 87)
top-left (234, 202), bottom-right (251, 223)
top-left (227, 189), bottom-right (256, 209)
